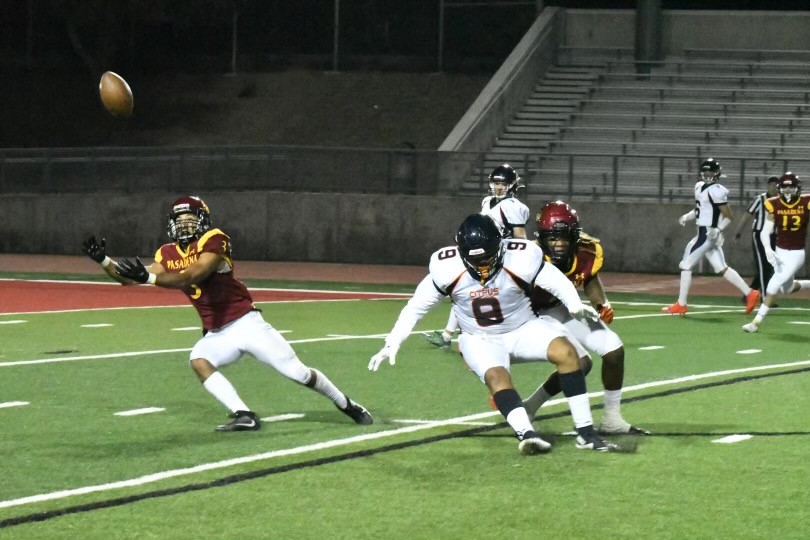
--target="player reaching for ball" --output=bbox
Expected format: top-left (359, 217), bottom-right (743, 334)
top-left (82, 196), bottom-right (372, 431)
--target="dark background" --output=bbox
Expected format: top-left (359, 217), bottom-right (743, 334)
top-left (1, 1), bottom-right (807, 149)
top-left (1, 1), bottom-right (807, 75)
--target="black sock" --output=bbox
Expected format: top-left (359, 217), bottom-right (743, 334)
top-left (492, 388), bottom-right (523, 418)
top-left (559, 370), bottom-right (587, 397)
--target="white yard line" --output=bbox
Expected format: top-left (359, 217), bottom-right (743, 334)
top-left (0, 320), bottom-right (27, 325)
top-left (0, 334), bottom-right (392, 368)
top-left (1, 358), bottom-right (809, 510)
top-left (114, 407), bottom-right (165, 417)
top-left (260, 413), bottom-right (306, 423)
top-left (81, 324), bottom-right (113, 328)
top-left (0, 401), bottom-right (29, 409)
top-left (712, 434), bottom-right (753, 444)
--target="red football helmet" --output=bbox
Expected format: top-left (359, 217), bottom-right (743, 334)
top-left (167, 196), bottom-right (211, 245)
top-left (778, 172), bottom-right (801, 204)
top-left (535, 201), bottom-right (581, 269)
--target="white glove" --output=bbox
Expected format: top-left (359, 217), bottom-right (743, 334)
top-left (570, 304), bottom-right (600, 323)
top-left (765, 250), bottom-right (781, 266)
top-left (678, 214), bottom-right (688, 227)
top-left (368, 343), bottom-right (399, 371)
top-left (715, 231), bottom-right (724, 247)
top-left (707, 228), bottom-right (720, 244)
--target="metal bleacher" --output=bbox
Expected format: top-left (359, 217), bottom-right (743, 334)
top-left (465, 46), bottom-right (810, 203)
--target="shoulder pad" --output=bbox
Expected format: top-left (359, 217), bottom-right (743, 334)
top-left (577, 233), bottom-right (601, 255)
top-left (429, 246), bottom-right (466, 290)
top-left (502, 239), bottom-right (544, 281)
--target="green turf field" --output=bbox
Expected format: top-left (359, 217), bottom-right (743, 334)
top-left (1, 280), bottom-right (808, 538)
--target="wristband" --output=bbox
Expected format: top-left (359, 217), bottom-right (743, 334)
top-left (100, 256), bottom-right (113, 268)
top-left (146, 273), bottom-right (157, 285)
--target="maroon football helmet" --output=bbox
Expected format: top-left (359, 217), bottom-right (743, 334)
top-left (535, 201), bottom-right (582, 269)
top-left (167, 196), bottom-right (211, 245)
top-left (778, 172), bottom-right (801, 204)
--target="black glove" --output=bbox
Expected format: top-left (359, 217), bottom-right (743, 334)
top-left (116, 257), bottom-right (150, 284)
top-left (82, 236), bottom-right (107, 264)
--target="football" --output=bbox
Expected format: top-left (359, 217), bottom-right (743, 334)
top-left (99, 71), bottom-right (134, 118)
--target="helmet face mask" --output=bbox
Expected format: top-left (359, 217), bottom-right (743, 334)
top-left (488, 164), bottom-right (522, 200)
top-left (535, 201), bottom-right (581, 269)
top-left (778, 172), bottom-right (801, 204)
top-left (167, 196), bottom-right (211, 246)
top-left (456, 214), bottom-right (504, 284)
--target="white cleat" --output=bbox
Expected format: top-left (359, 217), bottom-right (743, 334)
top-left (742, 322), bottom-right (759, 333)
top-left (599, 418), bottom-right (651, 435)
top-left (518, 430), bottom-right (552, 455)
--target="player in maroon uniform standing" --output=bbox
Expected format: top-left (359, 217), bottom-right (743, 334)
top-left (526, 201), bottom-right (648, 435)
top-left (82, 196), bottom-right (372, 431)
top-left (743, 174), bottom-right (810, 332)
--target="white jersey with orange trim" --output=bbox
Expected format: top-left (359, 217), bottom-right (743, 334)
top-left (383, 239), bottom-right (586, 349)
top-left (481, 196), bottom-right (530, 239)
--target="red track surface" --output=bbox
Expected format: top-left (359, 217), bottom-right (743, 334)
top-left (0, 280), bottom-right (406, 314)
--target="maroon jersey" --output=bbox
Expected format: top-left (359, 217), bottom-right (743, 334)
top-left (531, 233), bottom-right (604, 311)
top-left (764, 194), bottom-right (810, 250)
top-left (153, 228), bottom-right (254, 331)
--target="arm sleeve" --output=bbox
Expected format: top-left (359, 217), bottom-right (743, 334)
top-left (760, 219), bottom-right (775, 251)
top-left (533, 262), bottom-right (585, 314)
top-left (717, 215), bottom-right (731, 231)
top-left (384, 275), bottom-right (445, 348)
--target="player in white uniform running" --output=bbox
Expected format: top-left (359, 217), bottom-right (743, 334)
top-left (423, 164), bottom-right (531, 349)
top-left (369, 214), bottom-right (617, 454)
top-left (662, 158), bottom-right (760, 315)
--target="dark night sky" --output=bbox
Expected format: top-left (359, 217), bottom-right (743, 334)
top-left (1, 1), bottom-right (808, 75)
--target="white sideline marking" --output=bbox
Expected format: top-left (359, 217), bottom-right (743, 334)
top-left (2, 358), bottom-right (809, 510)
top-left (260, 413), bottom-right (305, 423)
top-left (81, 323), bottom-right (113, 328)
top-left (0, 401), bottom-right (29, 409)
top-left (736, 349), bottom-right (762, 355)
top-left (0, 320), bottom-right (27, 325)
top-left (114, 407), bottom-right (165, 417)
top-left (0, 333), bottom-right (393, 368)
top-left (639, 346), bottom-right (665, 351)
top-left (712, 434), bottom-right (753, 444)
top-left (171, 327), bottom-right (200, 332)
top-left (788, 321), bottom-right (810, 325)
top-left (394, 419), bottom-right (496, 427)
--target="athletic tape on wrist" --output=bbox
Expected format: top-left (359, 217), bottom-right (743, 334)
top-left (147, 273), bottom-right (157, 285)
top-left (100, 256), bottom-right (113, 268)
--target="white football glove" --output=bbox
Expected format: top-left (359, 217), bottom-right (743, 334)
top-left (570, 304), bottom-right (600, 323)
top-left (678, 214), bottom-right (688, 227)
top-left (707, 228), bottom-right (720, 244)
top-left (368, 343), bottom-right (399, 371)
top-left (765, 250), bottom-right (781, 266)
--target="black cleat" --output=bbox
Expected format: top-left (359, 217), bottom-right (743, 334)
top-left (215, 410), bottom-right (261, 432)
top-left (338, 398), bottom-right (373, 425)
top-left (575, 432), bottom-right (617, 452)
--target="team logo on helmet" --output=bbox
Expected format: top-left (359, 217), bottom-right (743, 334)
top-left (488, 164), bottom-right (524, 200)
top-left (535, 201), bottom-right (582, 270)
top-left (456, 214), bottom-right (504, 284)
top-left (778, 172), bottom-right (801, 204)
top-left (167, 195), bottom-right (211, 245)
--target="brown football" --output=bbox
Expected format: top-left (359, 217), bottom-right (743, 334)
top-left (99, 71), bottom-right (133, 118)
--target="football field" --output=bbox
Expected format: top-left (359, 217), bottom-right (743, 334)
top-left (0, 276), bottom-right (809, 538)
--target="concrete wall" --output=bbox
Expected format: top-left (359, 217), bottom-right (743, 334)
top-left (563, 9), bottom-right (810, 53)
top-left (2, 191), bottom-right (806, 278)
top-left (439, 8), bottom-right (561, 155)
